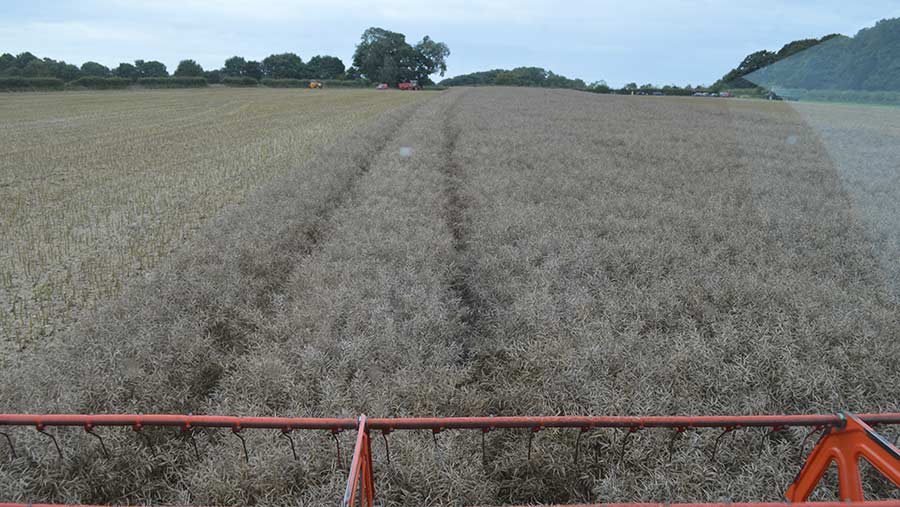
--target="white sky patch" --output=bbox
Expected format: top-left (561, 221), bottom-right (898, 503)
top-left (100, 0), bottom-right (317, 22)
top-left (11, 21), bottom-right (156, 43)
top-left (100, 0), bottom-right (553, 23)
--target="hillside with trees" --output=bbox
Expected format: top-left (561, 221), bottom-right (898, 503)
top-left (439, 67), bottom-right (586, 89)
top-left (718, 17), bottom-right (900, 93)
top-left (715, 36), bottom-right (840, 89)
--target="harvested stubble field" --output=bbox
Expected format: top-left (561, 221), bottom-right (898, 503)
top-left (2, 87), bottom-right (900, 505)
top-left (0, 88), bottom-right (429, 345)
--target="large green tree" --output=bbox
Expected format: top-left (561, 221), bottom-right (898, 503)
top-left (222, 56), bottom-right (263, 80)
top-left (113, 63), bottom-right (138, 81)
top-left (135, 60), bottom-right (168, 77)
top-left (243, 60), bottom-right (263, 81)
top-left (22, 59), bottom-right (51, 77)
top-left (80, 61), bottom-right (110, 77)
top-left (15, 52), bottom-right (38, 68)
top-left (54, 62), bottom-right (81, 81)
top-left (344, 66), bottom-right (361, 80)
top-left (307, 55), bottom-right (345, 79)
top-left (353, 28), bottom-right (411, 85)
top-left (718, 50), bottom-right (777, 88)
top-left (261, 53), bottom-right (308, 79)
top-left (0, 53), bottom-right (17, 72)
top-left (222, 56), bottom-right (247, 77)
top-left (204, 70), bottom-right (222, 84)
top-left (412, 36), bottom-right (449, 84)
top-left (174, 59), bottom-right (204, 77)
top-left (352, 27), bottom-right (449, 85)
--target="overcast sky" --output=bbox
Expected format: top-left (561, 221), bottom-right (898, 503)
top-left (2, 1), bottom-right (899, 87)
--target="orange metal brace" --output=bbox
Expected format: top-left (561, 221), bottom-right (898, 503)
top-left (786, 412), bottom-right (900, 502)
top-left (342, 415), bottom-right (375, 507)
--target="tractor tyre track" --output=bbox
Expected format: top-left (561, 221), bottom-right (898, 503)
top-left (438, 92), bottom-right (506, 394)
top-left (440, 94), bottom-right (481, 346)
top-left (246, 98), bottom-right (429, 317)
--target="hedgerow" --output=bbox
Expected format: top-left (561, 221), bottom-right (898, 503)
top-left (222, 76), bottom-right (259, 87)
top-left (320, 79), bottom-right (368, 88)
top-left (261, 78), bottom-right (368, 88)
top-left (137, 76), bottom-right (208, 88)
top-left (0, 77), bottom-right (64, 91)
top-left (67, 77), bottom-right (130, 90)
top-left (261, 78), bottom-right (310, 87)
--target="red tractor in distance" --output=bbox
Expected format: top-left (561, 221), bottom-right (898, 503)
top-left (398, 80), bottom-right (422, 90)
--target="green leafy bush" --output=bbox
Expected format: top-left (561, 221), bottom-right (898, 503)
top-left (0, 77), bottom-right (65, 91)
top-left (261, 78), bottom-right (368, 88)
top-left (261, 78), bottom-right (310, 88)
top-left (67, 77), bottom-right (130, 90)
top-left (321, 79), bottom-right (368, 88)
top-left (138, 77), bottom-right (207, 88)
top-left (440, 67), bottom-right (585, 89)
top-left (222, 76), bottom-right (259, 87)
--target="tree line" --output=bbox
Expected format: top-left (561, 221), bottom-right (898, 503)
top-left (439, 67), bottom-right (587, 89)
top-left (0, 27), bottom-right (450, 88)
top-left (438, 67), bottom-right (721, 95)
top-left (0, 52), bottom-right (351, 83)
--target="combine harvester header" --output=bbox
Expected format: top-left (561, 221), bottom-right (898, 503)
top-left (1, 411), bottom-right (899, 507)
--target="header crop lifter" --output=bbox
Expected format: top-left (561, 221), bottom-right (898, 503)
top-left (1, 411), bottom-right (899, 506)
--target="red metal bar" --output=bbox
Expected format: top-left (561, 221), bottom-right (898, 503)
top-left (787, 413), bottom-right (900, 502)
top-left (362, 427), bottom-right (374, 506)
top-left (3, 413), bottom-right (900, 432)
top-left (366, 413), bottom-right (900, 431)
top-left (0, 414), bottom-right (357, 431)
top-left (4, 412), bottom-right (900, 507)
top-left (342, 415), bottom-right (374, 507)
